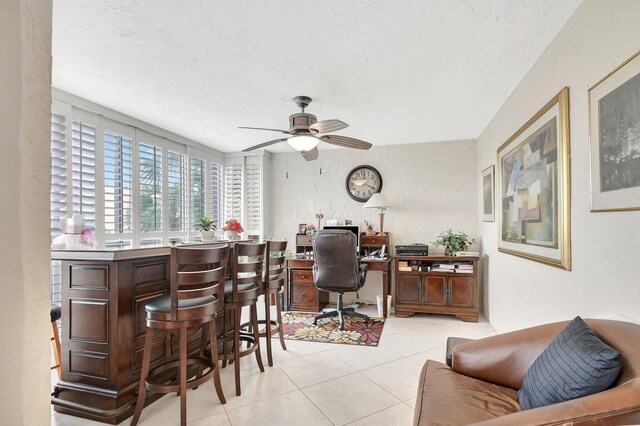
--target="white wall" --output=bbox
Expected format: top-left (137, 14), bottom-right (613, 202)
top-left (271, 140), bottom-right (477, 304)
top-left (0, 0), bottom-right (52, 424)
top-left (478, 0), bottom-right (640, 333)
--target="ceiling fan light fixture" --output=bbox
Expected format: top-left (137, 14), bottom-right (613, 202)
top-left (287, 135), bottom-right (319, 151)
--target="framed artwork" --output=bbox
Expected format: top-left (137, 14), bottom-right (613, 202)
top-left (481, 165), bottom-right (495, 222)
top-left (298, 223), bottom-right (307, 235)
top-left (497, 87), bottom-right (571, 270)
top-left (589, 50), bottom-right (640, 212)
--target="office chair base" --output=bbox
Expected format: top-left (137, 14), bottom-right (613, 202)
top-left (314, 307), bottom-right (369, 330)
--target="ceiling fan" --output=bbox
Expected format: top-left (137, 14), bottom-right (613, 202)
top-left (240, 96), bottom-right (372, 161)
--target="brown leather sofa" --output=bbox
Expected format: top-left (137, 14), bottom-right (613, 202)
top-left (413, 319), bottom-right (640, 425)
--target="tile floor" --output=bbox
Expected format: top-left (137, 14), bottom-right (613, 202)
top-left (52, 303), bottom-right (496, 426)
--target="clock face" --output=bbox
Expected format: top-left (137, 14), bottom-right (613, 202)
top-left (345, 165), bottom-right (383, 202)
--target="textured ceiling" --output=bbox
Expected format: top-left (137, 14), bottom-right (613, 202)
top-left (52, 0), bottom-right (582, 153)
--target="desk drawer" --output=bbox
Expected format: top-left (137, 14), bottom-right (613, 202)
top-left (361, 235), bottom-right (388, 246)
top-left (290, 283), bottom-right (316, 308)
top-left (296, 235), bottom-right (313, 246)
top-left (291, 271), bottom-right (313, 283)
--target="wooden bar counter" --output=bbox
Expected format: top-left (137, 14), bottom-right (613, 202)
top-left (51, 241), bottom-right (244, 424)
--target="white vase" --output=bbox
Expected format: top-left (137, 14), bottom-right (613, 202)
top-left (201, 230), bottom-right (215, 241)
top-left (225, 230), bottom-right (239, 240)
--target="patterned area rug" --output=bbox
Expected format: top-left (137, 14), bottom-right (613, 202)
top-left (281, 312), bottom-right (385, 346)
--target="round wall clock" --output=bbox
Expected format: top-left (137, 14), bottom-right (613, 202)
top-left (345, 165), bottom-right (383, 202)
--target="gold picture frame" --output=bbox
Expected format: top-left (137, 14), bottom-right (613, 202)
top-left (481, 165), bottom-right (495, 222)
top-left (589, 50), bottom-right (640, 212)
top-left (496, 87), bottom-right (571, 270)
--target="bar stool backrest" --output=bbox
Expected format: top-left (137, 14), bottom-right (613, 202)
top-left (265, 240), bottom-right (287, 291)
top-left (229, 242), bottom-right (266, 303)
top-left (170, 244), bottom-right (229, 322)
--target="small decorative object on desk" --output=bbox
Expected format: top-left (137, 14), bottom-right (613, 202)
top-left (364, 220), bottom-right (375, 236)
top-left (51, 213), bottom-right (97, 250)
top-left (305, 224), bottom-right (316, 235)
top-left (223, 218), bottom-right (243, 240)
top-left (194, 216), bottom-right (216, 241)
top-left (315, 212), bottom-right (324, 230)
top-left (431, 229), bottom-right (475, 256)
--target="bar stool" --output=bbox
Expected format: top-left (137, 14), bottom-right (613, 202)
top-left (220, 242), bottom-right (266, 396)
top-left (258, 240), bottom-right (288, 366)
top-left (131, 245), bottom-right (229, 426)
top-left (50, 304), bottom-right (62, 378)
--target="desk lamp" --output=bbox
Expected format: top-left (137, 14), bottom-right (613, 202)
top-left (363, 192), bottom-right (393, 235)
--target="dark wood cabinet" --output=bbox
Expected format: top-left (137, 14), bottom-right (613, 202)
top-left (286, 258), bottom-right (328, 312)
top-left (394, 255), bottom-right (479, 322)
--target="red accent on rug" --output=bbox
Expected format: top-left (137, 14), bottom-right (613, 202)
top-left (281, 312), bottom-right (385, 347)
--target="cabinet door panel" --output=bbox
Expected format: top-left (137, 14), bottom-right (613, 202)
top-left (424, 276), bottom-right (447, 305)
top-left (448, 277), bottom-right (474, 307)
top-left (397, 274), bottom-right (421, 304)
top-left (290, 282), bottom-right (316, 308)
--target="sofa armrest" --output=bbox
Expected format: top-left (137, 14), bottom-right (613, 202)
top-left (472, 380), bottom-right (640, 425)
top-left (452, 321), bottom-right (569, 390)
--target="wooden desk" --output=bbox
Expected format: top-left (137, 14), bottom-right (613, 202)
top-left (50, 241), bottom-right (244, 424)
top-left (284, 256), bottom-right (393, 318)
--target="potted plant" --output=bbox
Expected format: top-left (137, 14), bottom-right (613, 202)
top-left (195, 216), bottom-right (216, 241)
top-left (223, 218), bottom-right (244, 240)
top-left (364, 220), bottom-right (375, 236)
top-left (305, 223), bottom-right (316, 235)
top-left (431, 229), bottom-right (476, 256)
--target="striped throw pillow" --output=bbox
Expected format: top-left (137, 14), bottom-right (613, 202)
top-left (518, 316), bottom-right (622, 410)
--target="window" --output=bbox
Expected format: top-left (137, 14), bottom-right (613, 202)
top-left (71, 120), bottom-right (96, 229)
top-left (190, 157), bottom-right (206, 230)
top-left (139, 143), bottom-right (163, 232)
top-left (224, 156), bottom-right (263, 241)
top-left (244, 159), bottom-right (261, 240)
top-left (224, 163), bottom-right (243, 222)
top-left (103, 130), bottom-right (133, 237)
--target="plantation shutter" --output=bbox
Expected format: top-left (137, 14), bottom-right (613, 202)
top-left (167, 151), bottom-right (186, 232)
top-left (71, 120), bottom-right (97, 229)
top-left (190, 157), bottom-right (206, 230)
top-left (51, 113), bottom-right (67, 237)
top-left (50, 113), bottom-right (67, 306)
top-left (224, 163), bottom-right (243, 222)
top-left (244, 157), bottom-right (261, 241)
top-left (209, 161), bottom-right (223, 230)
top-left (103, 129), bottom-right (133, 236)
top-left (139, 143), bottom-right (163, 232)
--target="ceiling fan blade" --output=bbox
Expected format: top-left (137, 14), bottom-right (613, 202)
top-left (300, 147), bottom-right (319, 161)
top-left (242, 138), bottom-right (289, 152)
top-left (319, 135), bottom-right (372, 150)
top-left (308, 119), bottom-right (348, 135)
top-left (238, 126), bottom-right (292, 134)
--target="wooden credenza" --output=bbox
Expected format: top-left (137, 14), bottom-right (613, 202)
top-left (394, 255), bottom-right (479, 322)
top-left (51, 242), bottom-right (242, 424)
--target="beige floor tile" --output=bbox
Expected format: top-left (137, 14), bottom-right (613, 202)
top-left (361, 358), bottom-right (424, 401)
top-left (378, 325), bottom-right (454, 357)
top-left (126, 381), bottom-right (226, 426)
top-left (52, 411), bottom-right (106, 426)
top-left (219, 364), bottom-right (298, 411)
top-left (226, 390), bottom-right (331, 426)
top-left (404, 396), bottom-right (417, 409)
top-left (187, 412), bottom-right (231, 425)
top-left (329, 344), bottom-right (402, 371)
top-left (303, 373), bottom-right (400, 425)
top-left (407, 345), bottom-right (446, 366)
top-left (278, 350), bottom-right (356, 388)
top-left (347, 402), bottom-right (414, 426)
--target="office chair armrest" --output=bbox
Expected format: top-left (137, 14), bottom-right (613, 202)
top-left (358, 263), bottom-right (368, 284)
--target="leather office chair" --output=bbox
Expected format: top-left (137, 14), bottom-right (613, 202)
top-left (312, 230), bottom-right (368, 330)
top-left (131, 245), bottom-right (228, 426)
